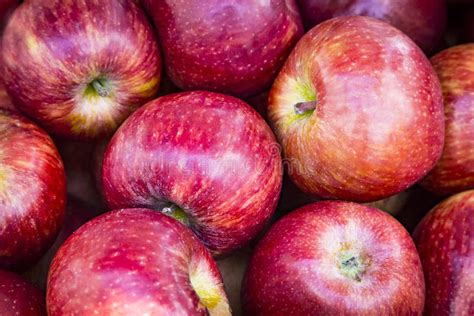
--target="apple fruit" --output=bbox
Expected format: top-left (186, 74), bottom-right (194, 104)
top-left (47, 209), bottom-right (231, 315)
top-left (242, 201), bottom-right (425, 315)
top-left (0, 109), bottom-right (66, 271)
top-left (269, 16), bottom-right (445, 202)
top-left (102, 91), bottom-right (282, 256)
top-left (2, 0), bottom-right (161, 140)
top-left (420, 44), bottom-right (474, 195)
top-left (143, 0), bottom-right (303, 97)
top-left (0, 270), bottom-right (45, 315)
top-left (296, 0), bottom-right (446, 55)
top-left (0, 0), bottom-right (18, 32)
top-left (413, 190), bottom-right (473, 315)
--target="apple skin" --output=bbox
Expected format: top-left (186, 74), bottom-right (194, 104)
top-left (242, 201), bottom-right (425, 315)
top-left (0, 0), bottom-right (18, 32)
top-left (0, 270), bottom-right (45, 315)
top-left (47, 209), bottom-right (230, 315)
top-left (296, 0), bottom-right (446, 55)
top-left (420, 45), bottom-right (474, 195)
top-left (269, 16), bottom-right (445, 202)
top-left (0, 109), bottom-right (66, 271)
top-left (2, 0), bottom-right (161, 140)
top-left (413, 190), bottom-right (473, 315)
top-left (0, 80), bottom-right (15, 112)
top-left (102, 91), bottom-right (282, 256)
top-left (143, 0), bottom-right (303, 97)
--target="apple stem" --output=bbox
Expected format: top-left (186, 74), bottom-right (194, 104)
top-left (294, 100), bottom-right (317, 115)
top-left (91, 79), bottom-right (110, 97)
top-left (162, 203), bottom-right (190, 226)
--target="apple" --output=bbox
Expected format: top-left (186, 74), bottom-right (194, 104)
top-left (296, 0), bottom-right (446, 55)
top-left (269, 16), bottom-right (445, 202)
top-left (143, 0), bottom-right (303, 97)
top-left (420, 45), bottom-right (474, 195)
top-left (0, 109), bottom-right (66, 271)
top-left (242, 201), bottom-right (425, 315)
top-left (413, 190), bottom-right (473, 315)
top-left (2, 0), bottom-right (161, 140)
top-left (47, 209), bottom-right (231, 315)
top-left (0, 270), bottom-right (45, 315)
top-left (102, 91), bottom-right (282, 256)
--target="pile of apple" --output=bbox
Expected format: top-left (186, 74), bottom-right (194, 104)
top-left (0, 0), bottom-right (472, 315)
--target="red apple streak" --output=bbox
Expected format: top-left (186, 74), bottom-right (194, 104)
top-left (144, 0), bottom-right (303, 97)
top-left (421, 44), bottom-right (474, 195)
top-left (269, 16), bottom-right (445, 202)
top-left (414, 190), bottom-right (474, 315)
top-left (242, 201), bottom-right (425, 315)
top-left (2, 0), bottom-right (161, 139)
top-left (0, 109), bottom-right (66, 271)
top-left (0, 270), bottom-right (45, 315)
top-left (47, 209), bottom-right (230, 315)
top-left (102, 91), bottom-right (282, 256)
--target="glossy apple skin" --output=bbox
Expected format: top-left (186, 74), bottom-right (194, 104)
top-left (296, 0), bottom-right (446, 55)
top-left (420, 45), bottom-right (474, 195)
top-left (2, 0), bottom-right (161, 139)
top-left (143, 0), bottom-right (303, 97)
top-left (269, 16), bottom-right (445, 202)
top-left (47, 209), bottom-right (230, 315)
top-left (102, 91), bottom-right (282, 255)
top-left (242, 201), bottom-right (425, 315)
top-left (413, 190), bottom-right (473, 315)
top-left (0, 270), bottom-right (45, 315)
top-left (0, 109), bottom-right (66, 271)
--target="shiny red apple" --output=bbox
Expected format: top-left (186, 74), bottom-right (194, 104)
top-left (47, 209), bottom-right (231, 315)
top-left (269, 16), bottom-right (445, 202)
top-left (0, 270), bottom-right (45, 315)
top-left (2, 0), bottom-right (161, 139)
top-left (420, 44), bottom-right (474, 195)
top-left (0, 109), bottom-right (66, 271)
top-left (296, 0), bottom-right (446, 55)
top-left (413, 190), bottom-right (473, 315)
top-left (102, 91), bottom-right (282, 255)
top-left (143, 0), bottom-right (303, 97)
top-left (242, 201), bottom-right (425, 315)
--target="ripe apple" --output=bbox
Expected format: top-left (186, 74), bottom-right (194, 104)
top-left (0, 109), bottom-right (66, 271)
top-left (0, 270), bottom-right (45, 315)
top-left (269, 16), bottom-right (445, 202)
top-left (143, 0), bottom-right (303, 97)
top-left (413, 190), bottom-right (473, 315)
top-left (296, 0), bottom-right (446, 55)
top-left (102, 91), bottom-right (282, 255)
top-left (242, 201), bottom-right (425, 315)
top-left (2, 0), bottom-right (161, 139)
top-left (420, 44), bottom-right (474, 195)
top-left (47, 209), bottom-right (231, 315)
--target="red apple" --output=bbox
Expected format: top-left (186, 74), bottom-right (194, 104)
top-left (2, 0), bottom-right (161, 139)
top-left (0, 109), bottom-right (66, 271)
top-left (413, 190), bottom-right (473, 315)
top-left (0, 270), bottom-right (45, 315)
top-left (269, 16), bottom-right (445, 202)
top-left (102, 91), bottom-right (282, 255)
top-left (47, 209), bottom-right (230, 315)
top-left (242, 201), bottom-right (425, 315)
top-left (296, 0), bottom-right (446, 55)
top-left (143, 0), bottom-right (303, 97)
top-left (420, 45), bottom-right (474, 195)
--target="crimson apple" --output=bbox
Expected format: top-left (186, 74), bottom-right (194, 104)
top-left (0, 109), bottom-right (66, 271)
top-left (47, 209), bottom-right (230, 315)
top-left (269, 16), bottom-right (445, 202)
top-left (2, 0), bottom-right (161, 139)
top-left (413, 190), bottom-right (473, 315)
top-left (242, 201), bottom-right (425, 315)
top-left (296, 0), bottom-right (446, 55)
top-left (102, 91), bottom-right (282, 255)
top-left (0, 270), bottom-right (45, 315)
top-left (143, 0), bottom-right (303, 97)
top-left (420, 44), bottom-right (474, 195)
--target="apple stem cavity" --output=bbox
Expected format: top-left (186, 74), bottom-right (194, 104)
top-left (90, 79), bottom-right (110, 98)
top-left (162, 203), bottom-right (190, 226)
top-left (339, 254), bottom-right (367, 282)
top-left (294, 100), bottom-right (317, 115)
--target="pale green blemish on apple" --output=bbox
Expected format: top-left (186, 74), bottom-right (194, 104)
top-left (84, 78), bottom-right (111, 99)
top-left (337, 247), bottom-right (371, 282)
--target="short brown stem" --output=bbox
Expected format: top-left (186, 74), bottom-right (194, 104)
top-left (294, 100), bottom-right (317, 115)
